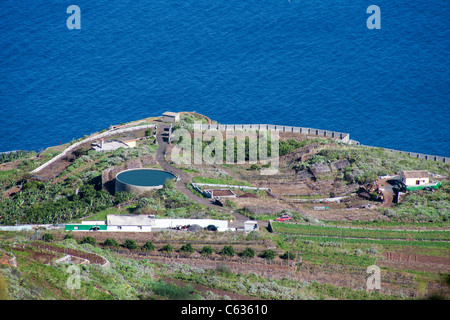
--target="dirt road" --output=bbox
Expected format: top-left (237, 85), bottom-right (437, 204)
top-left (155, 124), bottom-right (248, 227)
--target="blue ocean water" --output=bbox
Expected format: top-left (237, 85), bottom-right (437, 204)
top-left (0, 1), bottom-right (449, 156)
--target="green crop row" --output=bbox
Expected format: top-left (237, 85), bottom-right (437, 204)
top-left (272, 222), bottom-right (450, 241)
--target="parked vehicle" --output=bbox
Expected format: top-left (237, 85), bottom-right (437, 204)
top-left (276, 215), bottom-right (291, 221)
top-left (205, 225), bottom-right (218, 231)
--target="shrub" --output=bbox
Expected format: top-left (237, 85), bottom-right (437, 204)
top-left (260, 250), bottom-right (275, 260)
top-left (280, 251), bottom-right (296, 260)
top-left (239, 247), bottom-right (255, 258)
top-left (103, 238), bottom-right (120, 247)
top-left (180, 243), bottom-right (194, 253)
top-left (220, 246), bottom-right (235, 257)
top-left (123, 239), bottom-right (138, 250)
top-left (63, 233), bottom-right (74, 240)
top-left (81, 236), bottom-right (96, 245)
top-left (200, 245), bottom-right (214, 256)
top-left (142, 241), bottom-right (155, 251)
top-left (42, 233), bottom-right (54, 242)
top-left (320, 241), bottom-right (342, 248)
top-left (160, 244), bottom-right (173, 253)
top-left (215, 263), bottom-right (232, 275)
top-left (224, 199), bottom-right (237, 209)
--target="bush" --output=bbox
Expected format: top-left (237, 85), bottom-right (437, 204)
top-left (200, 245), bottom-right (214, 256)
top-left (160, 244), bottom-right (173, 253)
top-left (260, 250), bottom-right (275, 260)
top-left (239, 247), bottom-right (255, 258)
top-left (280, 251), bottom-right (296, 260)
top-left (81, 236), bottom-right (96, 245)
top-left (220, 246), bottom-right (235, 257)
top-left (224, 199), bottom-right (237, 209)
top-left (103, 238), bottom-right (120, 247)
top-left (180, 243), bottom-right (194, 253)
top-left (123, 239), bottom-right (138, 250)
top-left (142, 241), bottom-right (155, 251)
top-left (320, 241), bottom-right (342, 248)
top-left (42, 233), bottom-right (54, 242)
top-left (215, 263), bottom-right (232, 275)
top-left (63, 233), bottom-right (74, 240)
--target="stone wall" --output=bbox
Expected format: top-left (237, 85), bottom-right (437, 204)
top-left (359, 144), bottom-right (448, 163)
top-left (192, 123), bottom-right (350, 143)
top-left (190, 123), bottom-right (447, 163)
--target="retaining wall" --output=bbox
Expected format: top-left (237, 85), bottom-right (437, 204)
top-left (190, 123), bottom-right (447, 163)
top-left (360, 145), bottom-right (448, 164)
top-left (192, 123), bottom-right (350, 143)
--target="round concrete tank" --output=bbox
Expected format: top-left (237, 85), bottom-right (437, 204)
top-left (115, 168), bottom-right (176, 195)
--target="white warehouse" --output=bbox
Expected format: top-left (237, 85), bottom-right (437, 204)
top-left (66, 215), bottom-right (230, 232)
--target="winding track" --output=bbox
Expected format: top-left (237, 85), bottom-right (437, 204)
top-left (154, 123), bottom-right (248, 227)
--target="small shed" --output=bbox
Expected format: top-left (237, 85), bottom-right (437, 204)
top-left (400, 170), bottom-right (429, 186)
top-left (162, 111), bottom-right (180, 123)
top-left (244, 220), bottom-right (259, 232)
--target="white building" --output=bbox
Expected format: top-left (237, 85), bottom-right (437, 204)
top-left (162, 111), bottom-right (180, 123)
top-left (400, 170), bottom-right (430, 186)
top-left (105, 215), bottom-right (229, 232)
top-left (244, 220), bottom-right (258, 232)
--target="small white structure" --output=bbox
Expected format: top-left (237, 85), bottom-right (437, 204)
top-left (400, 170), bottom-right (429, 186)
top-left (107, 215), bottom-right (155, 232)
top-left (91, 139), bottom-right (133, 152)
top-left (162, 111), bottom-right (180, 123)
top-left (104, 215), bottom-right (229, 232)
top-left (244, 220), bottom-right (258, 232)
top-left (203, 189), bottom-right (236, 198)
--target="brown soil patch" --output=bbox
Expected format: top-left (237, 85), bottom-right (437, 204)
top-left (379, 252), bottom-right (450, 273)
top-left (383, 252), bottom-right (450, 265)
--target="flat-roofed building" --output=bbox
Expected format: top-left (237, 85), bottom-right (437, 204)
top-left (162, 111), bottom-right (180, 123)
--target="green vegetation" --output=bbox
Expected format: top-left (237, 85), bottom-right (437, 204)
top-left (239, 247), bottom-right (255, 258)
top-left (142, 241), bottom-right (155, 252)
top-left (260, 250), bottom-right (275, 260)
top-left (81, 236), bottom-right (96, 246)
top-left (122, 239), bottom-right (138, 250)
top-left (103, 238), bottom-right (120, 247)
top-left (192, 176), bottom-right (251, 187)
top-left (220, 246), bottom-right (235, 257)
top-left (272, 222), bottom-right (450, 241)
top-left (313, 146), bottom-right (449, 184)
top-left (180, 243), bottom-right (195, 253)
top-left (160, 244), bottom-right (174, 253)
top-left (382, 181), bottom-right (450, 223)
top-left (0, 150), bottom-right (37, 164)
top-left (279, 138), bottom-right (332, 157)
top-left (42, 233), bottom-right (54, 242)
top-left (200, 245), bottom-right (214, 256)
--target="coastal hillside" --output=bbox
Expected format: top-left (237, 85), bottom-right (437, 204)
top-left (0, 113), bottom-right (449, 300)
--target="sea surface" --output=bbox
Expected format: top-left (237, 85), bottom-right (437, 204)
top-left (1, 1), bottom-right (449, 156)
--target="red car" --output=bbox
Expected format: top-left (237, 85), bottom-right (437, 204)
top-left (276, 215), bottom-right (291, 222)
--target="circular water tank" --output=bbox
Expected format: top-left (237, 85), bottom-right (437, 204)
top-left (115, 168), bottom-right (176, 195)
